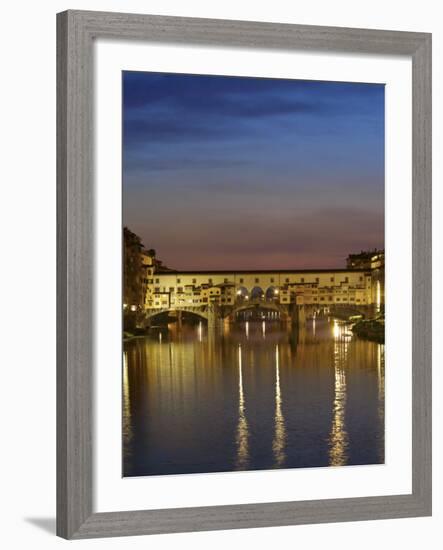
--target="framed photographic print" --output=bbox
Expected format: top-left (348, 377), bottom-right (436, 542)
top-left (57, 10), bottom-right (432, 539)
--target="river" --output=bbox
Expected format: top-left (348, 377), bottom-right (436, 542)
top-left (123, 317), bottom-right (384, 477)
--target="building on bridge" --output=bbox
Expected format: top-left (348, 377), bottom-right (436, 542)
top-left (346, 249), bottom-right (384, 270)
top-left (142, 267), bottom-right (383, 326)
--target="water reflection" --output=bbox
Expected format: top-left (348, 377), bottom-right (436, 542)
top-left (377, 344), bottom-right (385, 462)
top-left (272, 344), bottom-right (286, 467)
top-left (236, 345), bottom-right (249, 469)
top-left (122, 351), bottom-right (132, 464)
top-left (328, 321), bottom-right (349, 466)
top-left (123, 318), bottom-right (384, 476)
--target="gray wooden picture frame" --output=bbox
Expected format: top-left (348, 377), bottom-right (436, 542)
top-left (57, 9), bottom-right (432, 539)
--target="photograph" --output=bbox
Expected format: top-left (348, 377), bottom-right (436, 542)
top-left (122, 71), bottom-right (385, 478)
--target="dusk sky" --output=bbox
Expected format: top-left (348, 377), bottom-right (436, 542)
top-left (123, 71), bottom-right (384, 270)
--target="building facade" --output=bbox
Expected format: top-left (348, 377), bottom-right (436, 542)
top-left (143, 268), bottom-right (377, 314)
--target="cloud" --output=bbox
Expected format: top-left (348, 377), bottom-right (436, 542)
top-left (122, 72), bottom-right (385, 270)
top-left (123, 71), bottom-right (384, 148)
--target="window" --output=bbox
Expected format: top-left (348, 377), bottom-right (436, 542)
top-left (255, 278), bottom-right (259, 284)
top-left (192, 278), bottom-right (196, 284)
top-left (359, 276), bottom-right (363, 282)
top-left (315, 277), bottom-right (319, 283)
top-left (208, 278), bottom-right (213, 285)
top-left (169, 287), bottom-right (174, 292)
top-left (330, 277), bottom-right (334, 283)
top-left (177, 287), bottom-right (183, 293)
top-left (155, 278), bottom-right (159, 283)
top-left (224, 278), bottom-right (228, 283)
top-left (177, 278), bottom-right (181, 284)
top-left (239, 278), bottom-right (244, 284)
top-left (301, 277), bottom-right (305, 283)
top-left (270, 278), bottom-right (274, 283)
top-left (154, 287), bottom-right (160, 293)
top-left (285, 278), bottom-right (290, 283)
top-left (344, 277), bottom-right (349, 283)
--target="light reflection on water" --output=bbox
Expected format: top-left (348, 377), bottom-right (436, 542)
top-left (236, 345), bottom-right (249, 470)
top-left (272, 344), bottom-right (286, 467)
top-left (123, 318), bottom-right (384, 477)
top-left (328, 321), bottom-right (350, 466)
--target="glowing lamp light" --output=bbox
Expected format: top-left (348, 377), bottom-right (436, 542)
top-left (130, 305), bottom-right (137, 312)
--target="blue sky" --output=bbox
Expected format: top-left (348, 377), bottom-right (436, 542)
top-left (123, 71), bottom-right (384, 270)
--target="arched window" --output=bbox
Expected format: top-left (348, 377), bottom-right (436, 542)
top-left (250, 286), bottom-right (264, 300)
top-left (265, 286), bottom-right (278, 301)
top-left (235, 286), bottom-right (249, 301)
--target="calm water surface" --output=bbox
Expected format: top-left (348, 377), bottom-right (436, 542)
top-left (123, 318), bottom-right (384, 476)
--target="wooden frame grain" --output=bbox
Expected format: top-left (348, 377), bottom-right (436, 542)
top-left (57, 10), bottom-right (432, 539)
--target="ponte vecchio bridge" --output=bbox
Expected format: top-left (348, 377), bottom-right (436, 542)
top-left (142, 266), bottom-right (384, 327)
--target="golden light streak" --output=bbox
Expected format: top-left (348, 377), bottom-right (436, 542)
top-left (236, 344), bottom-right (249, 470)
top-left (333, 319), bottom-right (340, 339)
top-left (328, 333), bottom-right (349, 466)
top-left (377, 343), bottom-right (385, 462)
top-left (122, 351), bottom-right (133, 448)
top-left (272, 345), bottom-right (286, 467)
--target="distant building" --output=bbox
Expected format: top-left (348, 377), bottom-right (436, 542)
top-left (123, 227), bottom-right (156, 329)
top-left (346, 249), bottom-right (384, 270)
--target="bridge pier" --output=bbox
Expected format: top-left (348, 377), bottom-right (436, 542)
top-left (297, 305), bottom-right (307, 326)
top-left (207, 305), bottom-right (219, 329)
top-left (176, 310), bottom-right (183, 329)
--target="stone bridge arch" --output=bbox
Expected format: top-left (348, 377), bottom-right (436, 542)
top-left (226, 300), bottom-right (290, 322)
top-left (144, 307), bottom-right (209, 322)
